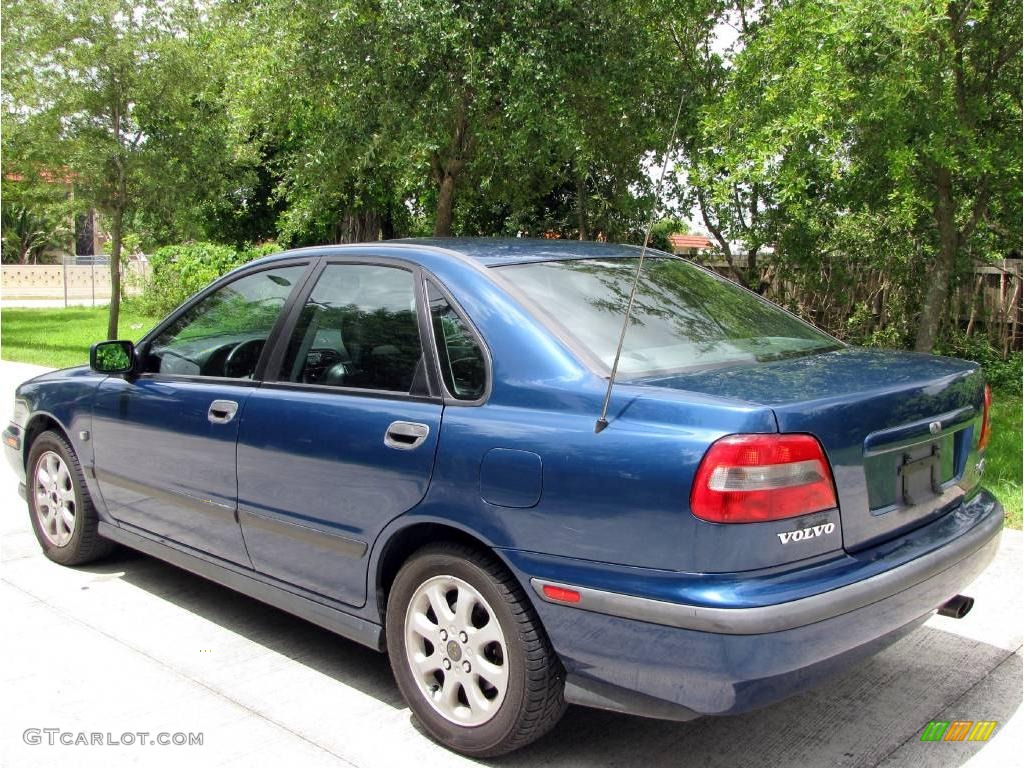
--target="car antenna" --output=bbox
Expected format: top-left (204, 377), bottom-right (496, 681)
top-left (595, 91), bottom-right (686, 433)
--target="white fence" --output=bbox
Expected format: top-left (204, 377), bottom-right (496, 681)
top-left (1, 257), bottom-right (149, 306)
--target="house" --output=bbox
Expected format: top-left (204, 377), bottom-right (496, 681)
top-left (667, 233), bottom-right (713, 256)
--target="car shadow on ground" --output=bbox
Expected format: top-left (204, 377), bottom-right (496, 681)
top-left (78, 547), bottom-right (1021, 768)
top-left (77, 547), bottom-right (403, 709)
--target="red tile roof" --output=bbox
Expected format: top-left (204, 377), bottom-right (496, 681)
top-left (668, 234), bottom-right (712, 250)
top-left (4, 168), bottom-right (75, 184)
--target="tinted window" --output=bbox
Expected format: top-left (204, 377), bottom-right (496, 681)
top-left (280, 264), bottom-right (424, 393)
top-left (499, 258), bottom-right (840, 376)
top-left (144, 265), bottom-right (304, 378)
top-left (427, 280), bottom-right (486, 400)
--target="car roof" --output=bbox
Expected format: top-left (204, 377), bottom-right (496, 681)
top-left (397, 238), bottom-right (658, 266)
top-left (247, 237), bottom-right (663, 269)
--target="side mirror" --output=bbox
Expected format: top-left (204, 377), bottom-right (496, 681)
top-left (90, 340), bottom-right (136, 374)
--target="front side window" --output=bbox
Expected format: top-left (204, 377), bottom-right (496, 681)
top-left (427, 280), bottom-right (486, 400)
top-left (144, 265), bottom-right (304, 378)
top-left (279, 264), bottom-right (424, 393)
top-left (498, 257), bottom-right (841, 377)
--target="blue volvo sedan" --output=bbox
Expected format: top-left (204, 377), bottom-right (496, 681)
top-left (3, 238), bottom-right (1002, 756)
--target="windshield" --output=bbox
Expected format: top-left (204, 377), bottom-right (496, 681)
top-left (497, 257), bottom-right (841, 377)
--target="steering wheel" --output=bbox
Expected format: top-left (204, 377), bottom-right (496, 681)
top-left (223, 338), bottom-right (265, 379)
top-left (301, 348), bottom-right (343, 383)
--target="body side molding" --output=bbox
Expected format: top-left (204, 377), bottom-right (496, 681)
top-left (98, 522), bottom-right (383, 650)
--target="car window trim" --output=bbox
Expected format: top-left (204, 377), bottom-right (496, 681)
top-left (261, 255), bottom-right (443, 402)
top-left (420, 273), bottom-right (493, 407)
top-left (258, 379), bottom-right (443, 404)
top-left (135, 258), bottom-right (318, 384)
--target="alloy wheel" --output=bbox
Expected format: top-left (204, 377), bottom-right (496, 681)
top-left (33, 450), bottom-right (76, 547)
top-left (404, 574), bottom-right (510, 726)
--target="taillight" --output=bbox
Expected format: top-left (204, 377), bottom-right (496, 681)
top-left (690, 434), bottom-right (838, 523)
top-left (978, 384), bottom-right (992, 450)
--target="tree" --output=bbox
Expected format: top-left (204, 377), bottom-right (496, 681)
top-left (2, 0), bottom-right (236, 338)
top-left (681, 0), bottom-right (1022, 349)
top-left (224, 0), bottom-right (684, 243)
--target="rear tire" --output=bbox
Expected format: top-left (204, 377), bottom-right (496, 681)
top-left (26, 430), bottom-right (115, 566)
top-left (386, 542), bottom-right (566, 757)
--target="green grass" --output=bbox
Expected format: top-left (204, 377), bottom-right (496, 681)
top-left (0, 305), bottom-right (1020, 527)
top-left (986, 393), bottom-right (1022, 529)
top-left (0, 306), bottom-right (159, 369)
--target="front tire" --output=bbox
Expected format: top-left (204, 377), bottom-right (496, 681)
top-left (386, 542), bottom-right (566, 757)
top-left (27, 430), bottom-right (114, 566)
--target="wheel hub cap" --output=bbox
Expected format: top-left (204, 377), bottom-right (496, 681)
top-left (446, 640), bottom-right (462, 661)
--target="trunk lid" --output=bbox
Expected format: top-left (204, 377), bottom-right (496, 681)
top-left (636, 347), bottom-right (985, 550)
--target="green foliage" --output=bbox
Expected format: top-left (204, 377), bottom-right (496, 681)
top-left (137, 242), bottom-right (280, 315)
top-left (2, 0), bottom-right (253, 336)
top-left (2, 0), bottom-right (1020, 365)
top-left (986, 396), bottom-right (1023, 528)
top-left (648, 217), bottom-right (688, 254)
top-left (0, 175), bottom-right (74, 264)
top-left (676, 0), bottom-right (1021, 351)
top-left (0, 202), bottom-right (72, 265)
top-left (937, 333), bottom-right (1023, 395)
top-left (222, 0), bottom-right (683, 243)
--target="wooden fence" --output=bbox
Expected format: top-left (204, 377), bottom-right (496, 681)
top-left (700, 254), bottom-right (1022, 353)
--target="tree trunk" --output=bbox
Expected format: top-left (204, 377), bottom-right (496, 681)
top-left (107, 208), bottom-right (123, 341)
top-left (915, 168), bottom-right (958, 353)
top-left (381, 205), bottom-right (395, 240)
top-left (576, 170), bottom-right (588, 240)
top-left (333, 209), bottom-right (380, 243)
top-left (431, 97), bottom-right (473, 238)
top-left (434, 174), bottom-right (456, 237)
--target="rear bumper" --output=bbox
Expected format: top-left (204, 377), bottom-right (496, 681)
top-left (503, 489), bottom-right (1003, 719)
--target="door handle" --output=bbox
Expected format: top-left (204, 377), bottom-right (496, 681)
top-left (385, 421), bottom-right (430, 450)
top-left (208, 399), bottom-right (239, 424)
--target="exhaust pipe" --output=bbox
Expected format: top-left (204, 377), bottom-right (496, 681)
top-left (938, 594), bottom-right (974, 619)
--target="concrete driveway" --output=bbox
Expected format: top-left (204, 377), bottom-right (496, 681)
top-left (0, 359), bottom-right (1020, 768)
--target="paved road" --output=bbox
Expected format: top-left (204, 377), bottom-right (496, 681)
top-left (0, 360), bottom-right (1020, 768)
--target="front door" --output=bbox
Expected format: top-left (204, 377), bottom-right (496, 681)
top-left (92, 263), bottom-right (309, 564)
top-left (235, 262), bottom-right (442, 606)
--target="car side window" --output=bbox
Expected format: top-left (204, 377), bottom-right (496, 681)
top-left (143, 265), bottom-right (304, 379)
top-left (279, 264), bottom-right (425, 393)
top-left (426, 280), bottom-right (486, 400)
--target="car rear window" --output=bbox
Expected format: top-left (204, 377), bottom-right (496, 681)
top-left (497, 257), bottom-right (841, 377)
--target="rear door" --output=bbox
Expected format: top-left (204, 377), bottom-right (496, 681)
top-left (235, 259), bottom-right (444, 607)
top-left (92, 261), bottom-right (311, 564)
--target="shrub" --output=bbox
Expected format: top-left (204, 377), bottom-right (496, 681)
top-left (137, 241), bottom-right (281, 315)
top-left (648, 217), bottom-right (688, 253)
top-left (937, 332), bottom-right (1023, 395)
